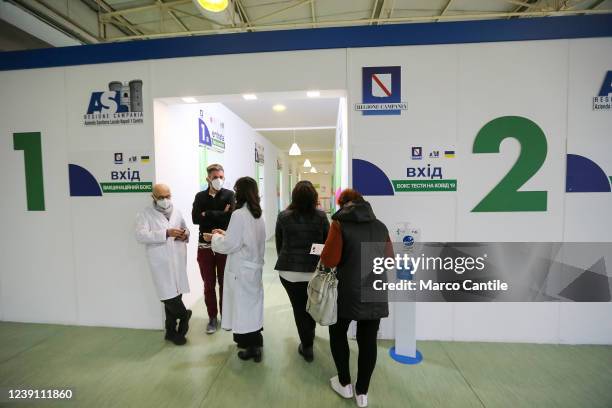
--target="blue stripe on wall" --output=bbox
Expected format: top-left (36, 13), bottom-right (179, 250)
top-left (0, 14), bottom-right (611, 71)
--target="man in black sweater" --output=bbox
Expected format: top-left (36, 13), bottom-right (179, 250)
top-left (192, 163), bottom-right (235, 334)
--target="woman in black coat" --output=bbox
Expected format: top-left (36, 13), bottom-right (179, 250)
top-left (320, 188), bottom-right (391, 408)
top-left (275, 180), bottom-right (330, 362)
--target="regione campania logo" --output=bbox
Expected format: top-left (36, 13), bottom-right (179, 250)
top-left (355, 66), bottom-right (407, 115)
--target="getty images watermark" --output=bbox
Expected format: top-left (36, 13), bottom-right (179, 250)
top-left (359, 242), bottom-right (612, 302)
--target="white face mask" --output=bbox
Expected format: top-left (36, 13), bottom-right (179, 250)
top-left (156, 198), bottom-right (171, 209)
top-left (211, 177), bottom-right (224, 191)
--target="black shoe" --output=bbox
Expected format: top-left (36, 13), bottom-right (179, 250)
top-left (238, 346), bottom-right (262, 362)
top-left (177, 310), bottom-right (192, 337)
top-left (298, 344), bottom-right (314, 362)
top-left (164, 331), bottom-right (187, 346)
top-left (172, 335), bottom-right (187, 346)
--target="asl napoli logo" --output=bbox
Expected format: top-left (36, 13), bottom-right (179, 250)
top-left (355, 66), bottom-right (407, 115)
top-left (593, 71), bottom-right (612, 111)
top-left (84, 80), bottom-right (144, 126)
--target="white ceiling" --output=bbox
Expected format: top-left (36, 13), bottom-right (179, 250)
top-left (158, 90), bottom-right (340, 165)
top-left (225, 91), bottom-right (339, 165)
top-left (262, 129), bottom-right (335, 165)
top-left (224, 96), bottom-right (339, 129)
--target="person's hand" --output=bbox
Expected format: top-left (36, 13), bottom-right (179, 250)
top-left (212, 228), bottom-right (225, 235)
top-left (202, 232), bottom-right (213, 242)
top-left (223, 204), bottom-right (231, 212)
top-left (177, 229), bottom-right (188, 241)
top-left (167, 228), bottom-right (183, 238)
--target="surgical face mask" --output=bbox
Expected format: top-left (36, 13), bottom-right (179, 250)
top-left (211, 177), bottom-right (224, 191)
top-left (156, 198), bottom-right (171, 209)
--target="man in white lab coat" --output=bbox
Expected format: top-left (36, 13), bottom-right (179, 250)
top-left (135, 183), bottom-right (192, 346)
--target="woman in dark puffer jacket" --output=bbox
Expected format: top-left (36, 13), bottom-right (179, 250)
top-left (321, 188), bottom-right (392, 408)
top-left (275, 180), bottom-right (329, 362)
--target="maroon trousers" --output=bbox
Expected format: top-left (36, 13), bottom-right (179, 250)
top-left (197, 247), bottom-right (227, 319)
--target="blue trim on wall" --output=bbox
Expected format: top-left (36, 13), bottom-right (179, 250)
top-left (1, 14), bottom-right (611, 71)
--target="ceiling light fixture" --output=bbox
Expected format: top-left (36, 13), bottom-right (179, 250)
top-left (182, 97), bottom-right (197, 103)
top-left (303, 159), bottom-right (312, 168)
top-left (242, 93), bottom-right (257, 100)
top-left (193, 0), bottom-right (228, 13)
top-left (289, 130), bottom-right (301, 156)
top-left (306, 90), bottom-right (321, 98)
top-left (310, 166), bottom-right (318, 174)
top-left (272, 104), bottom-right (286, 112)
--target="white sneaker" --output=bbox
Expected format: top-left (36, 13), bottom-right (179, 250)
top-left (330, 376), bottom-right (353, 399)
top-left (355, 393), bottom-right (368, 407)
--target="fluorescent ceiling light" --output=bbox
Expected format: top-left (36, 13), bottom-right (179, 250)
top-left (272, 104), bottom-right (286, 112)
top-left (193, 0), bottom-right (228, 13)
top-left (303, 159), bottom-right (312, 168)
top-left (182, 97), bottom-right (197, 103)
top-left (310, 167), bottom-right (317, 174)
top-left (307, 90), bottom-right (321, 98)
top-left (289, 143), bottom-right (301, 156)
top-left (242, 93), bottom-right (257, 100)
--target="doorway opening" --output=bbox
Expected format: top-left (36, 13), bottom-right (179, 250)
top-left (153, 90), bottom-right (348, 307)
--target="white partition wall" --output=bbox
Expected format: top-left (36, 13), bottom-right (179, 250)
top-left (1, 16), bottom-right (611, 342)
top-left (0, 67), bottom-right (78, 325)
top-left (346, 38), bottom-right (612, 344)
top-left (0, 48), bottom-right (347, 329)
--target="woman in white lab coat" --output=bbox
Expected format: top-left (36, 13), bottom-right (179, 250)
top-left (204, 177), bottom-right (266, 362)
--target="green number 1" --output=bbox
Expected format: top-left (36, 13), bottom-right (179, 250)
top-left (472, 116), bottom-right (548, 212)
top-left (13, 132), bottom-right (45, 211)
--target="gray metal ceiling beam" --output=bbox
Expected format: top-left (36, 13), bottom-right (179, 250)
top-left (436, 0), bottom-right (453, 22)
top-left (106, 7), bottom-right (612, 41)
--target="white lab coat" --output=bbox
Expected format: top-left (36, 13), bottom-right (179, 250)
top-left (211, 206), bottom-right (266, 334)
top-left (135, 205), bottom-right (190, 301)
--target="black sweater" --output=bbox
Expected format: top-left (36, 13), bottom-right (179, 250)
top-left (191, 188), bottom-right (235, 243)
top-left (274, 209), bottom-right (330, 272)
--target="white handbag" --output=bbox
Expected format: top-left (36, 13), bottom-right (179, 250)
top-left (306, 261), bottom-right (338, 326)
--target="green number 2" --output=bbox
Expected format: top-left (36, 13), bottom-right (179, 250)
top-left (13, 132), bottom-right (45, 211)
top-left (472, 116), bottom-right (547, 212)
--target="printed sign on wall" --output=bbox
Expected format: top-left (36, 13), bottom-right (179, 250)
top-left (353, 143), bottom-right (457, 195)
top-left (68, 151), bottom-right (153, 196)
top-left (83, 79), bottom-right (144, 126)
top-left (255, 142), bottom-right (265, 163)
top-left (355, 66), bottom-right (407, 115)
top-left (198, 109), bottom-right (226, 152)
top-left (593, 70), bottom-right (612, 111)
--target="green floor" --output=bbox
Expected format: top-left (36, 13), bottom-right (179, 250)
top-left (1, 243), bottom-right (611, 408)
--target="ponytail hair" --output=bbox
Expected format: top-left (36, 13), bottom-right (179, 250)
top-left (234, 177), bottom-right (262, 219)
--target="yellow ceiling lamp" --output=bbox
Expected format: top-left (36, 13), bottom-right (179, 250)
top-left (193, 0), bottom-right (229, 13)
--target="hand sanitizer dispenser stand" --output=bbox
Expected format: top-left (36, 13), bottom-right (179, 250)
top-left (389, 222), bottom-right (423, 364)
